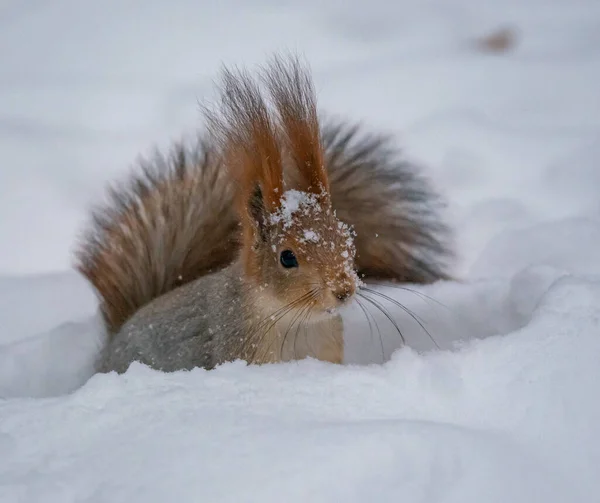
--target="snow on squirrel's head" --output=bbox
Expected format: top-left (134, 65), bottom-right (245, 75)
top-left (207, 55), bottom-right (360, 314)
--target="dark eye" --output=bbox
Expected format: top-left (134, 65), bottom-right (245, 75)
top-left (279, 250), bottom-right (298, 268)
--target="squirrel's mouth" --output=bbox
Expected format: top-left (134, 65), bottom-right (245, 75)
top-left (321, 290), bottom-right (356, 316)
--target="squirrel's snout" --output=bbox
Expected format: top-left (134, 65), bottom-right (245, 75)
top-left (334, 287), bottom-right (353, 303)
top-left (329, 272), bottom-right (357, 306)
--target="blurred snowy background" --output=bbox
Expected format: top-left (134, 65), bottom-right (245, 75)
top-left (1, 1), bottom-right (599, 502)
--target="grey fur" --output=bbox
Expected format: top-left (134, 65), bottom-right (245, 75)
top-left (97, 263), bottom-right (244, 373)
top-left (97, 261), bottom-right (345, 374)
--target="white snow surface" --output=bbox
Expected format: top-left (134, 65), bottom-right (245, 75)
top-left (1, 1), bottom-right (600, 502)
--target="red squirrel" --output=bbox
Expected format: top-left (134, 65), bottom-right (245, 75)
top-left (75, 54), bottom-right (453, 373)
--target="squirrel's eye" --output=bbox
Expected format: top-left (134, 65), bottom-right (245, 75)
top-left (280, 250), bottom-right (298, 269)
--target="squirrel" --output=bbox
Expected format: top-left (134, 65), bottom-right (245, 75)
top-left (75, 54), bottom-right (453, 374)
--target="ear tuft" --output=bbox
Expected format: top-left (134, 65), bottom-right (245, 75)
top-left (203, 65), bottom-right (283, 216)
top-left (262, 54), bottom-right (330, 200)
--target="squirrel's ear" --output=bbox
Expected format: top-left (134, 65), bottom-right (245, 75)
top-left (263, 54), bottom-right (330, 203)
top-left (248, 184), bottom-right (268, 242)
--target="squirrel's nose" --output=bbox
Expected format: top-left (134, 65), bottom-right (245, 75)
top-left (334, 288), bottom-right (353, 303)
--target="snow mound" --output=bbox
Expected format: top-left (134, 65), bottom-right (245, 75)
top-left (1, 275), bottom-right (598, 502)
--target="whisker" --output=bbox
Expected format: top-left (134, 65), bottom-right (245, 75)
top-left (377, 283), bottom-right (448, 309)
top-left (255, 289), bottom-right (319, 362)
top-left (354, 296), bottom-right (384, 363)
top-left (361, 287), bottom-right (427, 325)
top-left (374, 282), bottom-right (477, 332)
top-left (301, 310), bottom-right (311, 359)
top-left (354, 296), bottom-right (374, 342)
top-left (255, 303), bottom-right (303, 358)
top-left (357, 292), bottom-right (406, 345)
top-left (245, 290), bottom-right (317, 361)
top-left (253, 290), bottom-right (315, 334)
top-left (281, 294), bottom-right (318, 360)
top-left (293, 300), bottom-right (316, 360)
top-left (360, 287), bottom-right (439, 349)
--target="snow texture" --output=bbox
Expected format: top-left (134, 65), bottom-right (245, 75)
top-left (269, 189), bottom-right (321, 229)
top-left (1, 0), bottom-right (600, 502)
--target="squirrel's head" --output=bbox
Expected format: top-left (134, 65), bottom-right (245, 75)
top-left (206, 55), bottom-right (360, 317)
top-left (243, 185), bottom-right (359, 315)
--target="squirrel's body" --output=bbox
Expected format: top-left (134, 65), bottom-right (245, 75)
top-left (76, 55), bottom-right (453, 374)
top-left (98, 261), bottom-right (344, 373)
top-left (98, 263), bottom-right (242, 374)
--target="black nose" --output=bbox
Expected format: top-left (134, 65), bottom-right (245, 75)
top-left (335, 289), bottom-right (352, 303)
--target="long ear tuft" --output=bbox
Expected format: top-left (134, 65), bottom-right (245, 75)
top-left (203, 65), bottom-right (283, 217)
top-left (262, 54), bottom-right (330, 199)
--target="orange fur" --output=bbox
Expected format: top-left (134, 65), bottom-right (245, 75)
top-left (205, 67), bottom-right (283, 210)
top-left (263, 55), bottom-right (330, 199)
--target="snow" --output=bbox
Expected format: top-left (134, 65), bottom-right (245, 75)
top-left (269, 189), bottom-right (322, 229)
top-left (1, 0), bottom-right (600, 501)
top-left (302, 229), bottom-right (320, 243)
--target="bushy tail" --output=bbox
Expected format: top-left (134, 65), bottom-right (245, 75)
top-left (322, 119), bottom-right (453, 283)
top-left (74, 136), bottom-right (239, 334)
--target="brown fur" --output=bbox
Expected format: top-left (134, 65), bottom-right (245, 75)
top-left (321, 120), bottom-right (453, 282)
top-left (75, 137), bottom-right (238, 333)
top-left (75, 55), bottom-right (453, 337)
